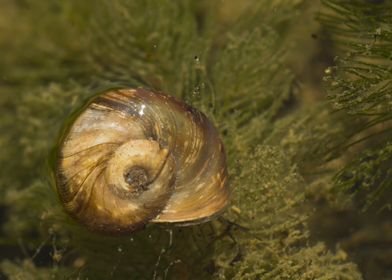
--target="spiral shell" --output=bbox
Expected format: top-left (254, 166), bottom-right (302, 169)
top-left (55, 88), bottom-right (229, 234)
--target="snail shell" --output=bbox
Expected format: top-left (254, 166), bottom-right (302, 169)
top-left (55, 88), bottom-right (229, 234)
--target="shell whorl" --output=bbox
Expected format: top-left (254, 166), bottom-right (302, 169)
top-left (55, 88), bottom-right (229, 234)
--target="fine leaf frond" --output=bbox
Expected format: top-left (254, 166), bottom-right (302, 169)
top-left (320, 0), bottom-right (392, 210)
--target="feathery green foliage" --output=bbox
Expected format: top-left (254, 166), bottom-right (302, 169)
top-left (320, 0), bottom-right (392, 211)
top-left (3, 0), bottom-right (391, 279)
top-left (214, 146), bottom-right (361, 279)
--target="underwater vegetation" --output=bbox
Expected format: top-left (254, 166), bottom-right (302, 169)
top-left (0, 0), bottom-right (391, 279)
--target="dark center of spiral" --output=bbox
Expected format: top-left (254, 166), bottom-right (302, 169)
top-left (123, 166), bottom-right (149, 193)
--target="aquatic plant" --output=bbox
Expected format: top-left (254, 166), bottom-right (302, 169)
top-left (0, 0), bottom-right (391, 279)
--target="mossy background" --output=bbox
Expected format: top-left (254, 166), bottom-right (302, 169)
top-left (0, 0), bottom-right (391, 279)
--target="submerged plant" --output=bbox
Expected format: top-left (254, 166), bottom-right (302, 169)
top-left (0, 0), bottom-right (391, 279)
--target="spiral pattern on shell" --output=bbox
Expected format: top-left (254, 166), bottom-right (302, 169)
top-left (55, 88), bottom-right (229, 234)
